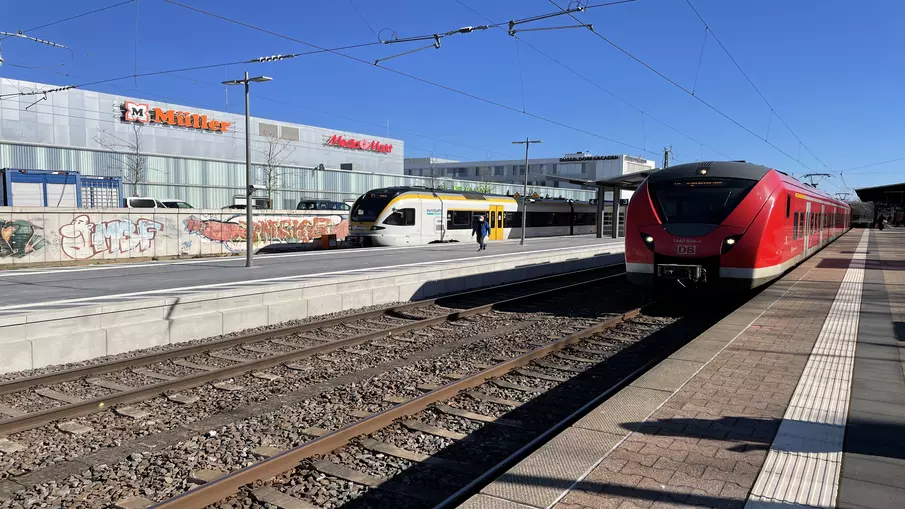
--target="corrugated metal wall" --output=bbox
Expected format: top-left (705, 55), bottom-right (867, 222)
top-left (0, 142), bottom-right (595, 209)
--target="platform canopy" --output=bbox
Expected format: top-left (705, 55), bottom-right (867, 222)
top-left (855, 182), bottom-right (905, 206)
top-left (543, 170), bottom-right (655, 239)
top-left (546, 170), bottom-right (655, 191)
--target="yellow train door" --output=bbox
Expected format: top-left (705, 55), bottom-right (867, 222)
top-left (489, 205), bottom-right (504, 241)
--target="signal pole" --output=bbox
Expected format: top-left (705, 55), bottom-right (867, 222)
top-left (511, 138), bottom-right (543, 245)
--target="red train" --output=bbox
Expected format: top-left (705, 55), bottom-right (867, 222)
top-left (625, 161), bottom-right (851, 289)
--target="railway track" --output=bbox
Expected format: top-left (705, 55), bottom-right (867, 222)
top-left (0, 265), bottom-right (627, 438)
top-left (149, 302), bottom-right (682, 509)
top-left (0, 262), bottom-right (744, 509)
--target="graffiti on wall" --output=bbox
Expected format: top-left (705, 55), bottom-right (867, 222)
top-left (0, 220), bottom-right (47, 258)
top-left (59, 214), bottom-right (165, 260)
top-left (185, 215), bottom-right (348, 250)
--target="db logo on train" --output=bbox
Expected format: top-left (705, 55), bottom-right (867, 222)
top-left (676, 245), bottom-right (697, 255)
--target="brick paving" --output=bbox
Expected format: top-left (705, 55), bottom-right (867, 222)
top-left (553, 233), bottom-right (862, 509)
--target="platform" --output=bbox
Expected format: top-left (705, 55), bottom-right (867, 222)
top-left (463, 228), bottom-right (904, 509)
top-left (0, 236), bottom-right (623, 374)
top-left (0, 235), bottom-right (612, 311)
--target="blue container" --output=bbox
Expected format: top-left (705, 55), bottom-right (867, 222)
top-left (1, 169), bottom-right (83, 207)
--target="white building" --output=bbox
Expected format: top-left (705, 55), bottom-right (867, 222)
top-left (405, 152), bottom-right (655, 199)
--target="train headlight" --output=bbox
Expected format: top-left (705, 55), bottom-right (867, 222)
top-left (721, 235), bottom-right (742, 254)
top-left (370, 225), bottom-right (386, 231)
top-left (640, 232), bottom-right (655, 252)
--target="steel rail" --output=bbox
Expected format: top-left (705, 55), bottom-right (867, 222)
top-left (150, 308), bottom-right (642, 509)
top-left (433, 307), bottom-right (669, 508)
top-left (0, 270), bottom-right (626, 436)
top-left (0, 263), bottom-right (623, 396)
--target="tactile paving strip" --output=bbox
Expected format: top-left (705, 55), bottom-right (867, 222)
top-left (745, 230), bottom-right (869, 509)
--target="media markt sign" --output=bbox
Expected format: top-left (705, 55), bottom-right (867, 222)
top-left (121, 102), bottom-right (232, 132)
top-left (325, 134), bottom-right (393, 154)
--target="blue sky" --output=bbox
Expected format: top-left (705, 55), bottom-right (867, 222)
top-left (2, 0), bottom-right (903, 196)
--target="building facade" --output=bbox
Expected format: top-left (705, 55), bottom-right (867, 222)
top-left (0, 79), bottom-right (595, 208)
top-left (404, 152), bottom-right (655, 199)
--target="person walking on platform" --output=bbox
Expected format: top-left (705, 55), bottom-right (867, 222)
top-left (472, 215), bottom-right (490, 251)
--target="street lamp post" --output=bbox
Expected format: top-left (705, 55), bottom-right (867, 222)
top-left (511, 138), bottom-right (543, 245)
top-left (223, 72), bottom-right (272, 268)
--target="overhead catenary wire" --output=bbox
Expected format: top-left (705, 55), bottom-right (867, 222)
top-left (0, 0), bottom-right (136, 40)
top-left (840, 156), bottom-right (905, 173)
top-left (161, 0), bottom-right (668, 160)
top-left (347, 0), bottom-right (380, 40)
top-left (546, 0), bottom-right (813, 171)
top-left (683, 0), bottom-right (831, 171)
top-left (7, 0), bottom-right (680, 162)
top-left (691, 26), bottom-right (708, 95)
top-left (0, 39), bottom-right (387, 99)
top-left (452, 0), bottom-right (731, 161)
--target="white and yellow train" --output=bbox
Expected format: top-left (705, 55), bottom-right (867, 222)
top-left (347, 187), bottom-right (613, 247)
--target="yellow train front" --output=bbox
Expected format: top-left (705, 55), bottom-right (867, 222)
top-left (346, 187), bottom-right (599, 247)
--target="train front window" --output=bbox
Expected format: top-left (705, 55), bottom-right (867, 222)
top-left (351, 190), bottom-right (398, 222)
top-left (650, 178), bottom-right (757, 224)
top-left (383, 208), bottom-right (416, 226)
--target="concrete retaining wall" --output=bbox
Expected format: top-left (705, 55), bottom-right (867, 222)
top-left (0, 245), bottom-right (622, 374)
top-left (0, 206), bottom-right (348, 267)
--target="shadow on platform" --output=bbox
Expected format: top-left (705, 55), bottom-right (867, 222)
top-left (620, 415), bottom-right (905, 460)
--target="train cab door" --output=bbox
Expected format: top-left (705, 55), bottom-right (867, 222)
top-left (489, 205), bottom-right (504, 241)
top-left (804, 201), bottom-right (811, 254)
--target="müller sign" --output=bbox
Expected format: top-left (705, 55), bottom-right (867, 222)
top-left (325, 134), bottom-right (393, 154)
top-left (121, 102), bottom-right (232, 132)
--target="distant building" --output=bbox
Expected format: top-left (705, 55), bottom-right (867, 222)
top-left (404, 152), bottom-right (655, 199)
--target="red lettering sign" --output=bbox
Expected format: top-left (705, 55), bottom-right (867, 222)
top-left (326, 135), bottom-right (393, 154)
top-left (121, 102), bottom-right (231, 132)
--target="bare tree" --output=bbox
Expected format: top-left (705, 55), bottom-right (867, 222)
top-left (427, 165), bottom-right (447, 190)
top-left (94, 123), bottom-right (147, 197)
top-left (473, 166), bottom-right (495, 194)
top-left (257, 133), bottom-right (296, 201)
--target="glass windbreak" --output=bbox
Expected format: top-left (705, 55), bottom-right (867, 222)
top-left (350, 190), bottom-right (398, 222)
top-left (650, 178), bottom-right (757, 224)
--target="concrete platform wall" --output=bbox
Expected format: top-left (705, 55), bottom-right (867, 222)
top-left (0, 245), bottom-right (621, 374)
top-left (0, 206), bottom-right (349, 267)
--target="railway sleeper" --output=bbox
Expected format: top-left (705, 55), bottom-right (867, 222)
top-left (208, 351), bottom-right (252, 363)
top-left (242, 344), bottom-right (278, 354)
top-left (311, 459), bottom-right (430, 499)
top-left (533, 360), bottom-right (585, 373)
top-left (492, 379), bottom-right (542, 393)
top-left (35, 388), bottom-right (82, 404)
top-left (466, 391), bottom-right (522, 408)
top-left (358, 438), bottom-right (474, 473)
top-left (252, 487), bottom-right (319, 509)
top-left (172, 359), bottom-right (218, 372)
top-left (403, 420), bottom-right (466, 440)
top-left (553, 352), bottom-right (597, 363)
top-left (434, 404), bottom-right (523, 428)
